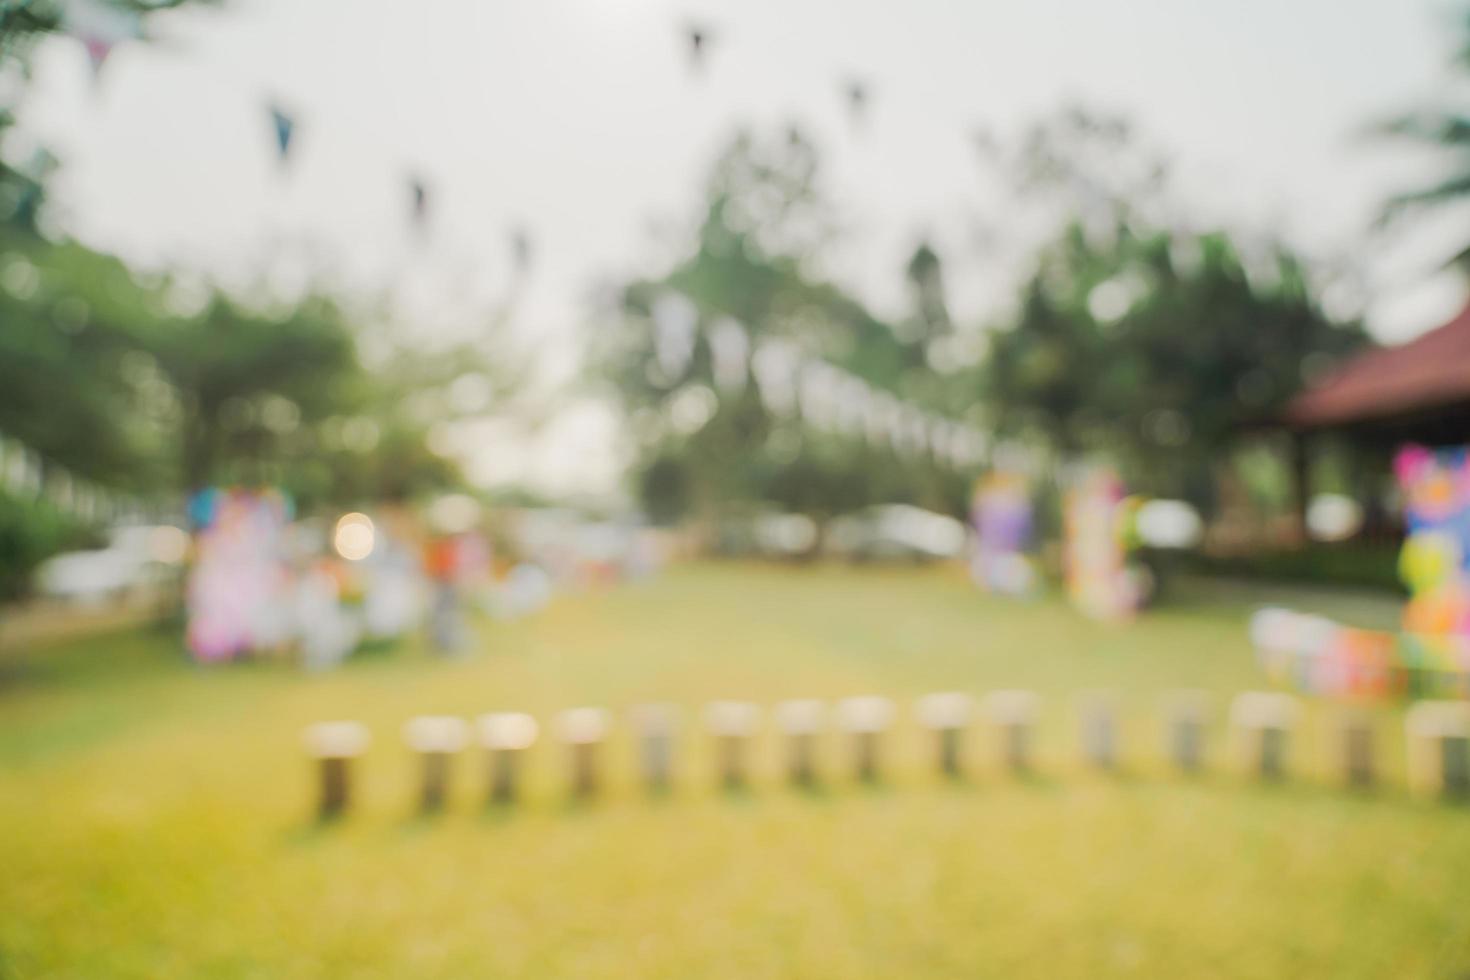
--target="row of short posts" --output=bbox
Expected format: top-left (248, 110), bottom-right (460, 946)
top-left (302, 694), bottom-right (1470, 818)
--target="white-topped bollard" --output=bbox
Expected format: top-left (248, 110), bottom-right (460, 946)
top-left (775, 699), bottom-right (825, 786)
top-left (304, 721), bottom-right (371, 820)
top-left (916, 692), bottom-right (973, 778)
top-left (556, 707), bottom-right (609, 799)
top-left (477, 712), bottom-right (539, 804)
top-left (631, 703), bottom-right (679, 793)
top-left (1229, 692), bottom-right (1300, 781)
top-left (403, 715), bottom-right (468, 812)
top-left (1077, 692), bottom-right (1120, 771)
top-left (984, 690), bottom-right (1039, 774)
top-left (1406, 700), bottom-right (1470, 801)
top-left (1164, 690), bottom-right (1210, 775)
top-left (1333, 708), bottom-right (1375, 790)
top-left (837, 696), bottom-right (894, 782)
top-left (705, 700), bottom-right (761, 789)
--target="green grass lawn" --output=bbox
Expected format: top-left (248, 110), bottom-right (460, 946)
top-left (1, 562), bottom-right (1467, 979)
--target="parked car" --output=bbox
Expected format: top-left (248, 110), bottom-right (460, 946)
top-left (34, 524), bottom-right (188, 604)
top-left (826, 505), bottom-right (968, 562)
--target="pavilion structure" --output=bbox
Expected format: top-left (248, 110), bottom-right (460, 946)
top-left (1287, 300), bottom-right (1470, 447)
top-left (1283, 299), bottom-right (1470, 529)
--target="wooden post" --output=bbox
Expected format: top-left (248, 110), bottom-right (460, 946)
top-left (303, 721), bottom-right (371, 820)
top-left (1078, 692), bottom-right (1119, 771)
top-left (837, 696), bottom-right (894, 783)
top-left (704, 701), bottom-right (760, 789)
top-left (403, 716), bottom-right (468, 812)
top-left (1289, 431), bottom-right (1311, 544)
top-left (556, 708), bottom-right (609, 800)
top-left (1335, 708), bottom-right (1375, 789)
top-left (916, 692), bottom-right (973, 778)
top-left (983, 690), bottom-right (1039, 775)
top-left (1406, 701), bottom-right (1470, 801)
top-left (477, 712), bottom-right (539, 805)
top-left (775, 699), bottom-right (825, 786)
top-left (1164, 691), bottom-right (1210, 774)
top-left (631, 703), bottom-right (678, 793)
top-left (1229, 692), bottom-right (1299, 781)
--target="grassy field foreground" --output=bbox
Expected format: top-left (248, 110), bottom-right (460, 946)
top-left (1, 563), bottom-right (1467, 978)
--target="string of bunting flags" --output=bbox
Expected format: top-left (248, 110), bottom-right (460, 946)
top-left (650, 292), bottom-right (992, 472)
top-left (50, 2), bottom-right (897, 249)
top-left (0, 431), bottom-right (139, 525)
top-left (49, 0), bottom-right (441, 239)
top-left (55, 0), bottom-right (145, 84)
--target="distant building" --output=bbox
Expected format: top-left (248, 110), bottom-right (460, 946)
top-left (1283, 300), bottom-right (1470, 535)
top-left (1288, 301), bottom-right (1470, 446)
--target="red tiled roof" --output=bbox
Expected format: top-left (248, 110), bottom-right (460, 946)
top-left (1286, 300), bottom-right (1470, 428)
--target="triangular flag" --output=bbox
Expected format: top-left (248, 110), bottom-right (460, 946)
top-left (844, 78), bottom-right (870, 130)
top-left (511, 226), bottom-right (533, 272)
top-left (82, 37), bottom-right (113, 80)
top-left (268, 104), bottom-right (295, 165)
top-left (62, 0), bottom-right (142, 88)
top-left (409, 176), bottom-right (429, 230)
top-left (684, 23), bottom-right (711, 74)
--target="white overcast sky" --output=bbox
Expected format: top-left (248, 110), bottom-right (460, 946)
top-left (11, 0), bottom-right (1469, 496)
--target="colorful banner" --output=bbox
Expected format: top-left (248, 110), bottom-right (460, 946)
top-left (970, 471), bottom-right (1036, 596)
top-left (186, 487), bottom-right (293, 662)
top-left (1251, 607), bottom-right (1470, 700)
top-left (1397, 444), bottom-right (1470, 636)
top-left (1248, 443), bottom-right (1470, 700)
top-left (1064, 467), bottom-right (1143, 622)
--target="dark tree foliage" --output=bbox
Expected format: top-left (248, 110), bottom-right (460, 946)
top-left (1376, 5), bottom-right (1470, 269)
top-left (985, 220), bottom-right (1367, 507)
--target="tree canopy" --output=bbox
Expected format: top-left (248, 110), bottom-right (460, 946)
top-left (1376, 5), bottom-right (1470, 268)
top-left (599, 128), bottom-right (974, 530)
top-left (984, 221), bottom-right (1366, 507)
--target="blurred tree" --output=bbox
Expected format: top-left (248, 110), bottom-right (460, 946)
top-left (600, 128), bottom-right (972, 532)
top-left (0, 1), bottom-right (208, 487)
top-left (1376, 6), bottom-right (1470, 268)
top-left (145, 294), bottom-right (361, 495)
top-left (904, 241), bottom-right (951, 343)
top-left (637, 452), bottom-right (692, 526)
top-left (976, 106), bottom-right (1367, 515)
top-left (299, 338), bottom-right (503, 508)
top-left (1, 0), bottom-right (205, 233)
top-left (0, 492), bottom-right (98, 601)
top-left (0, 3), bottom-right (511, 606)
top-left (985, 220), bottom-right (1366, 509)
top-left (0, 0), bottom-right (510, 515)
top-left (0, 227), bottom-right (479, 514)
top-left (0, 232), bottom-right (179, 490)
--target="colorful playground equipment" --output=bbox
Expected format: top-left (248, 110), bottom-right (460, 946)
top-left (1250, 444), bottom-right (1470, 701)
top-left (1064, 467), bottom-right (1147, 622)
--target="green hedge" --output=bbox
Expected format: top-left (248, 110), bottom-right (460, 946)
top-left (0, 493), bottom-right (99, 602)
top-left (1182, 541), bottom-right (1406, 594)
